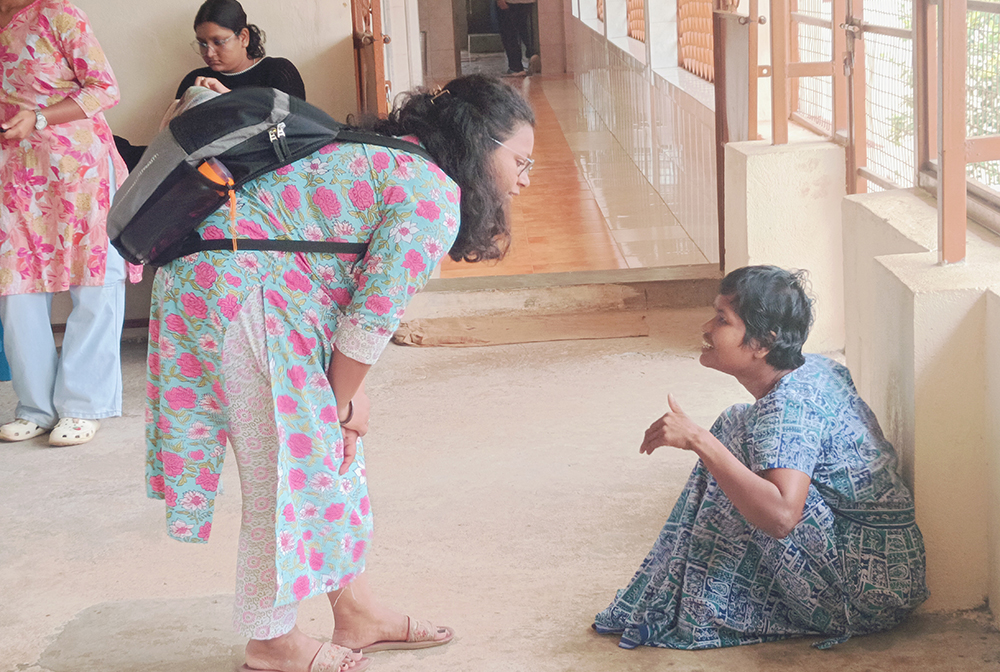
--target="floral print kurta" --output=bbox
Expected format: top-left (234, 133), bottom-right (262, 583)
top-left (595, 355), bottom-right (928, 649)
top-left (0, 0), bottom-right (128, 295)
top-left (146, 139), bottom-right (459, 607)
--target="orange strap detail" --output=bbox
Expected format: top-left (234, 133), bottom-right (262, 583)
top-left (227, 181), bottom-right (237, 252)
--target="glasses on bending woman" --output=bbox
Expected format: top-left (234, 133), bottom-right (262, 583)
top-left (491, 137), bottom-right (534, 177)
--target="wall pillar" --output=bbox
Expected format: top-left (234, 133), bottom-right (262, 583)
top-left (724, 139), bottom-right (847, 353)
top-left (843, 188), bottom-right (1000, 615)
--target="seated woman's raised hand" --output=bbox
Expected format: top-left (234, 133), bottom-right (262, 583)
top-left (640, 394), bottom-right (706, 455)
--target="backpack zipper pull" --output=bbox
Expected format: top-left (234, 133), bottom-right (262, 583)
top-left (268, 122), bottom-right (288, 162)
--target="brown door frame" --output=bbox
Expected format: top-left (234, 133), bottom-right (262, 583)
top-left (352, 0), bottom-right (390, 116)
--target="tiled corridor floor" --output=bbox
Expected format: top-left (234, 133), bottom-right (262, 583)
top-left (439, 75), bottom-right (710, 279)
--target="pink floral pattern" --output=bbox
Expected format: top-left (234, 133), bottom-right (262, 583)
top-left (0, 0), bottom-right (129, 295)
top-left (146, 140), bottom-right (459, 607)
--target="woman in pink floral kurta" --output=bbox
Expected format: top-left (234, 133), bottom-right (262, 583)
top-left (143, 76), bottom-right (536, 672)
top-left (0, 0), bottom-right (138, 446)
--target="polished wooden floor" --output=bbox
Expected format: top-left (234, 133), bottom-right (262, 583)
top-left (439, 76), bottom-right (627, 278)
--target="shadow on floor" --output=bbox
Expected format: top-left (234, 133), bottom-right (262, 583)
top-left (38, 596), bottom-right (244, 672)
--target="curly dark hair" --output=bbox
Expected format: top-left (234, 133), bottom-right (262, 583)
top-left (194, 0), bottom-right (266, 59)
top-left (353, 75), bottom-right (535, 262)
top-left (718, 265), bottom-right (814, 370)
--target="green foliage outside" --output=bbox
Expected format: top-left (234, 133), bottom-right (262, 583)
top-left (885, 3), bottom-right (999, 189)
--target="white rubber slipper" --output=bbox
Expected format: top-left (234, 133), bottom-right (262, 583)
top-left (48, 418), bottom-right (100, 446)
top-left (0, 419), bottom-right (49, 442)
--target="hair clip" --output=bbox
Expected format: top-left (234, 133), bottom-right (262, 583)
top-left (430, 87), bottom-right (451, 104)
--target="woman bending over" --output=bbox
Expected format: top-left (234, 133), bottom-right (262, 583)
top-left (142, 75), bottom-right (534, 672)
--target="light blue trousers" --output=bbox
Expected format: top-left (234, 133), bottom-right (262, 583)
top-left (0, 319), bottom-right (10, 381)
top-left (0, 245), bottom-right (126, 427)
top-left (0, 156), bottom-right (126, 427)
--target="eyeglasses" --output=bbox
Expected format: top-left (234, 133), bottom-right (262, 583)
top-left (492, 137), bottom-right (534, 176)
top-left (190, 33), bottom-right (238, 54)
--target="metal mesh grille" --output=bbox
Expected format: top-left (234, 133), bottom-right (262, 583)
top-left (791, 1), bottom-right (834, 132)
top-left (864, 27), bottom-right (915, 188)
top-left (797, 23), bottom-right (834, 132)
top-left (967, 6), bottom-right (1000, 189)
top-left (862, 1), bottom-right (910, 30)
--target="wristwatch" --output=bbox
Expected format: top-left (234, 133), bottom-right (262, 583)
top-left (34, 110), bottom-right (48, 131)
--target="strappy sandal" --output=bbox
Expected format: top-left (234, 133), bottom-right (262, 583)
top-left (239, 642), bottom-right (371, 672)
top-left (48, 418), bottom-right (100, 446)
top-left (354, 616), bottom-right (454, 653)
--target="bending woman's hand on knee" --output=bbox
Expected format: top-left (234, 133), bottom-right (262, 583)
top-left (342, 385), bottom-right (370, 437)
top-left (339, 427), bottom-right (361, 476)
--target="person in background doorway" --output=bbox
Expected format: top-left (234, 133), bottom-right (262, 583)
top-left (594, 265), bottom-right (928, 650)
top-left (497, 0), bottom-right (540, 76)
top-left (0, 0), bottom-right (138, 447)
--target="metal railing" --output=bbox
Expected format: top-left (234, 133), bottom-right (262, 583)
top-left (759, 0), bottom-right (1000, 263)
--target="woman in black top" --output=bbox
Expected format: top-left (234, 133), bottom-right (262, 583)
top-left (115, 0), bottom-right (305, 170)
top-left (178, 0), bottom-right (305, 100)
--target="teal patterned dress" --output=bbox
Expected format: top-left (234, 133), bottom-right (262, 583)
top-left (595, 355), bottom-right (928, 649)
top-left (145, 139), bottom-right (459, 608)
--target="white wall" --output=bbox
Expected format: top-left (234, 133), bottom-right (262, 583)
top-left (988, 289), bottom-right (1000, 623)
top-left (383, 0), bottom-right (424, 99)
top-left (417, 0), bottom-right (458, 86)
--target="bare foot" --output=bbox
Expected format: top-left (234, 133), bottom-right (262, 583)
top-left (244, 627), bottom-right (366, 671)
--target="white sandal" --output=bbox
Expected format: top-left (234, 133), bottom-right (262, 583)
top-left (0, 419), bottom-right (49, 442)
top-left (48, 418), bottom-right (100, 446)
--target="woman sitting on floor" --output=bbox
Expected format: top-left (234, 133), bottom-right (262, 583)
top-left (594, 265), bottom-right (928, 650)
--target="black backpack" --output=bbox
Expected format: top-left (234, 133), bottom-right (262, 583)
top-left (108, 87), bottom-right (434, 267)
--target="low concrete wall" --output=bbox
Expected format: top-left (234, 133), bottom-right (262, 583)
top-left (843, 188), bottom-right (1000, 618)
top-left (989, 290), bottom-right (1000, 622)
top-left (724, 139), bottom-right (847, 353)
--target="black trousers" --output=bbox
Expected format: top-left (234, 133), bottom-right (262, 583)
top-left (498, 2), bottom-right (534, 72)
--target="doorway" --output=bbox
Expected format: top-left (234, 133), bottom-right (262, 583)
top-left (461, 0), bottom-right (539, 77)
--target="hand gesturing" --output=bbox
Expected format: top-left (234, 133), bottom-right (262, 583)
top-left (640, 394), bottom-right (703, 455)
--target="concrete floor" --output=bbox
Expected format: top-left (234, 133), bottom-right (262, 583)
top-left (2, 307), bottom-right (999, 672)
